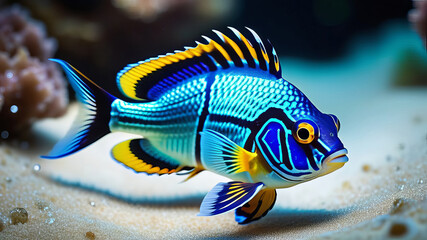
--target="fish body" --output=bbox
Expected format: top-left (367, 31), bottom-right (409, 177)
top-left (44, 27), bottom-right (348, 224)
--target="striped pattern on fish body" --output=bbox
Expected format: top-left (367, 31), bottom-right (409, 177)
top-left (110, 67), bottom-right (314, 185)
top-left (110, 78), bottom-right (207, 166)
top-left (44, 27), bottom-right (348, 224)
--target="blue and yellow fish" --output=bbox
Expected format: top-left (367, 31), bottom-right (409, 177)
top-left (43, 27), bottom-right (348, 224)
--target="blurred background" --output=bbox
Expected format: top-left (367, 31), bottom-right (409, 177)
top-left (0, 0), bottom-right (424, 98)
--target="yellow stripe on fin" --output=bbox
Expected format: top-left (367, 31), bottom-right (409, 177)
top-left (200, 129), bottom-right (257, 176)
top-left (116, 28), bottom-right (282, 101)
top-left (201, 36), bottom-right (232, 62)
top-left (228, 27), bottom-right (258, 63)
top-left (112, 139), bottom-right (181, 175)
top-left (235, 188), bottom-right (277, 224)
top-left (198, 182), bottom-right (264, 216)
top-left (213, 30), bottom-right (245, 60)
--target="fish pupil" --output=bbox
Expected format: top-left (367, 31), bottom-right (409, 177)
top-left (297, 128), bottom-right (310, 140)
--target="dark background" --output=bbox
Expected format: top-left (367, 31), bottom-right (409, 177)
top-left (1, 0), bottom-right (414, 97)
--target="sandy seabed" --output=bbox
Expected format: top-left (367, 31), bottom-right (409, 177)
top-left (1, 24), bottom-right (427, 239)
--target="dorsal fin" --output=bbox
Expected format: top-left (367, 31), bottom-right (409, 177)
top-left (117, 27), bottom-right (282, 101)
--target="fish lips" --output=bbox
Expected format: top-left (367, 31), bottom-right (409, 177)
top-left (324, 149), bottom-right (349, 164)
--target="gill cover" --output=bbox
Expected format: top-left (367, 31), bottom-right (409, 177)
top-left (255, 119), bottom-right (313, 179)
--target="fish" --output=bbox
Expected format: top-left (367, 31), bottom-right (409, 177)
top-left (43, 27), bottom-right (348, 224)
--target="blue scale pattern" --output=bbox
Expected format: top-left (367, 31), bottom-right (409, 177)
top-left (205, 70), bottom-right (314, 147)
top-left (110, 68), bottom-right (316, 167)
top-left (110, 77), bottom-right (207, 165)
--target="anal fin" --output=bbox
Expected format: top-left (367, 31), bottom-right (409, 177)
top-left (112, 138), bottom-right (181, 175)
top-left (235, 188), bottom-right (277, 224)
top-left (198, 181), bottom-right (264, 216)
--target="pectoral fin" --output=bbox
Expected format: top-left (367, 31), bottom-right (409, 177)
top-left (235, 188), bottom-right (277, 224)
top-left (200, 129), bottom-right (257, 175)
top-left (198, 181), bottom-right (264, 216)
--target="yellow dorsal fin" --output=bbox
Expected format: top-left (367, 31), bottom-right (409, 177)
top-left (116, 27), bottom-right (282, 101)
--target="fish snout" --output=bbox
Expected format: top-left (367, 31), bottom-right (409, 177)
top-left (325, 148), bottom-right (348, 165)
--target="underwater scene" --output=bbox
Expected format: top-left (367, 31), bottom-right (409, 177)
top-left (0, 0), bottom-right (426, 239)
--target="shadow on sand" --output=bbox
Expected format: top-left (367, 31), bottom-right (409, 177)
top-left (47, 175), bottom-right (205, 207)
top-left (49, 175), bottom-right (350, 238)
top-left (214, 207), bottom-right (350, 239)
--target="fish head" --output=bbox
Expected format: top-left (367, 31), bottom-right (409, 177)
top-left (255, 110), bottom-right (348, 183)
top-left (292, 113), bottom-right (348, 178)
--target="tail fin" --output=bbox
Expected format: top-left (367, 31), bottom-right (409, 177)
top-left (42, 59), bottom-right (116, 159)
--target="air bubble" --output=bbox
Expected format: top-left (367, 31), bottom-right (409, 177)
top-left (33, 164), bottom-right (41, 172)
top-left (90, 201), bottom-right (96, 207)
top-left (46, 218), bottom-right (55, 224)
top-left (5, 71), bottom-right (13, 79)
top-left (10, 105), bottom-right (18, 113)
top-left (35, 199), bottom-right (49, 211)
top-left (5, 177), bottom-right (11, 183)
top-left (10, 208), bottom-right (28, 225)
top-left (418, 179), bottom-right (424, 184)
top-left (1, 130), bottom-right (9, 139)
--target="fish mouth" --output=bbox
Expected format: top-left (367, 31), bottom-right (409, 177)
top-left (324, 149), bottom-right (349, 164)
top-left (317, 149), bottom-right (348, 177)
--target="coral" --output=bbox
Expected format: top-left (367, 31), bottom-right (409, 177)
top-left (112, 0), bottom-right (192, 21)
top-left (111, 0), bottom-right (236, 22)
top-left (393, 48), bottom-right (427, 86)
top-left (409, 0), bottom-right (427, 46)
top-left (0, 6), bottom-right (68, 134)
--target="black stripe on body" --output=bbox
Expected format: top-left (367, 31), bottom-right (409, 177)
top-left (244, 108), bottom-right (300, 182)
top-left (301, 145), bottom-right (320, 171)
top-left (281, 146), bottom-right (294, 171)
top-left (240, 108), bottom-right (294, 150)
top-left (195, 75), bottom-right (215, 165)
top-left (207, 107), bottom-right (300, 182)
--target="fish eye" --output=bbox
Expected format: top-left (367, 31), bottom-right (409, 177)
top-left (293, 120), bottom-right (319, 144)
top-left (297, 128), bottom-right (310, 140)
top-left (329, 114), bottom-right (340, 132)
